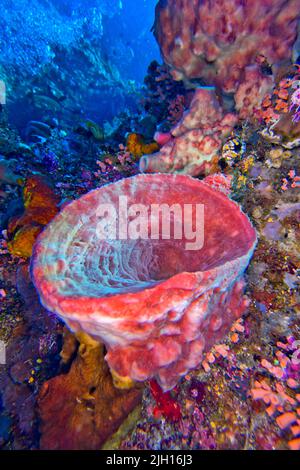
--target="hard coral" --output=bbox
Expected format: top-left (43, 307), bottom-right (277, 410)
top-left (154, 0), bottom-right (299, 97)
top-left (31, 174), bottom-right (256, 391)
top-left (140, 87), bottom-right (237, 175)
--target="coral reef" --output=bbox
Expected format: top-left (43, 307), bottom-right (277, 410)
top-left (31, 173), bottom-right (256, 391)
top-left (143, 1), bottom-right (300, 175)
top-left (84, 120), bottom-right (105, 142)
top-left (259, 67), bottom-right (300, 148)
top-left (0, 0), bottom-right (299, 452)
top-left (140, 87), bottom-right (237, 175)
top-left (0, 157), bottom-right (23, 186)
top-left (0, 84), bottom-right (299, 449)
top-left (0, 263), bottom-right (62, 449)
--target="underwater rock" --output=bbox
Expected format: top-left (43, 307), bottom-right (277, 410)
top-left (38, 331), bottom-right (142, 450)
top-left (0, 263), bottom-right (62, 449)
top-left (31, 174), bottom-right (256, 391)
top-left (140, 87), bottom-right (237, 175)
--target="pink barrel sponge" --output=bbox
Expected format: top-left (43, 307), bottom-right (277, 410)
top-left (31, 174), bottom-right (256, 390)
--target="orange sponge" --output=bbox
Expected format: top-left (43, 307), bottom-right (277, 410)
top-left (7, 175), bottom-right (60, 258)
top-left (126, 133), bottom-right (159, 159)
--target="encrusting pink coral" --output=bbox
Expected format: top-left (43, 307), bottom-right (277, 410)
top-left (31, 174), bottom-right (256, 391)
top-left (140, 88), bottom-right (237, 175)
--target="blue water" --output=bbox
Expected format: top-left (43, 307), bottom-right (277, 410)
top-left (0, 0), bottom-right (160, 129)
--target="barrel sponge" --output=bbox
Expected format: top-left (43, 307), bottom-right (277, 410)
top-left (31, 174), bottom-right (256, 390)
